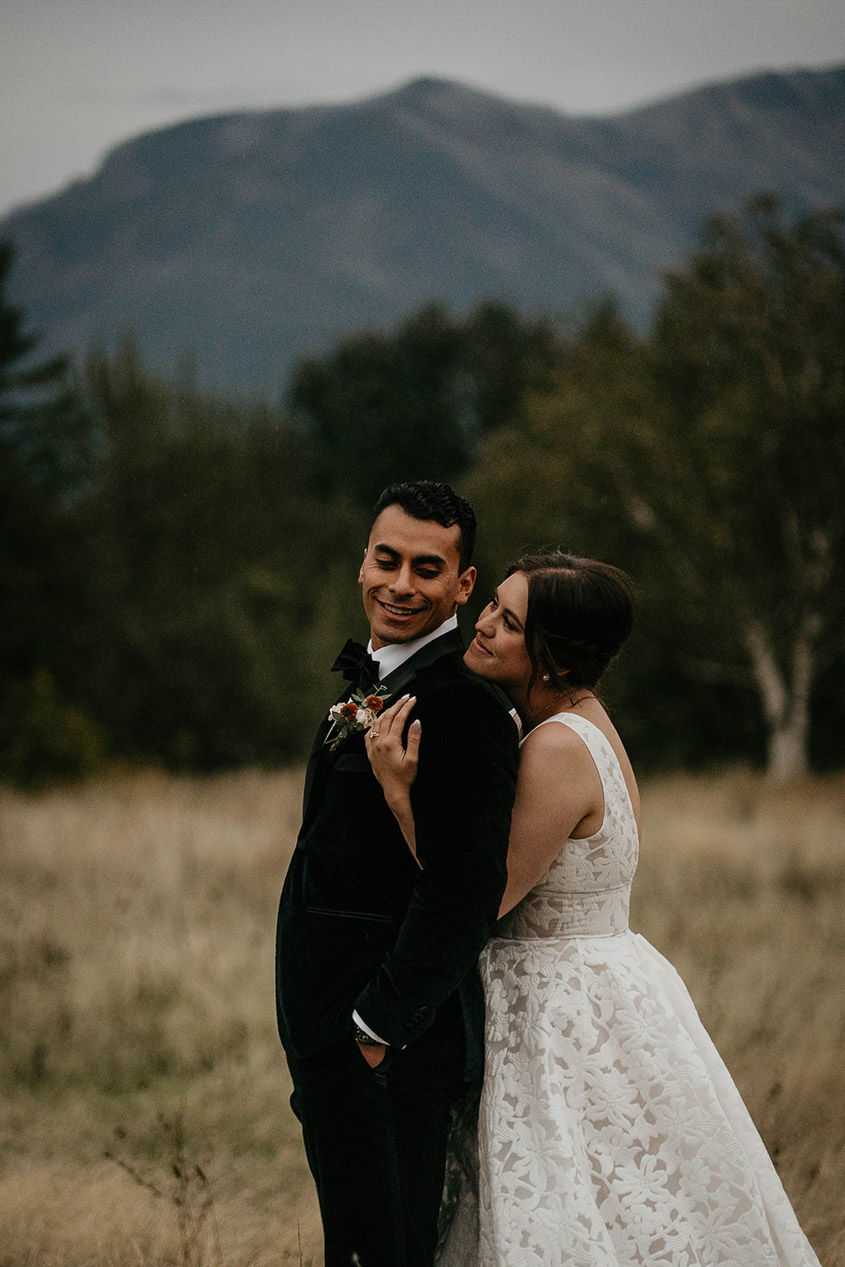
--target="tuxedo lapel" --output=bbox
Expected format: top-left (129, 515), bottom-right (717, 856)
top-left (299, 627), bottom-right (466, 837)
top-left (380, 627), bottom-right (465, 697)
top-left (301, 715), bottom-right (332, 825)
top-left (300, 680), bottom-right (352, 832)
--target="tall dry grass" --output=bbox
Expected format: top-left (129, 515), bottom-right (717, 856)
top-left (0, 767), bottom-right (843, 1265)
top-left (0, 770), bottom-right (321, 1266)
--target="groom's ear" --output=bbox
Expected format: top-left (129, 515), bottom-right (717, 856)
top-left (358, 548), bottom-right (367, 584)
top-left (455, 565), bottom-right (477, 606)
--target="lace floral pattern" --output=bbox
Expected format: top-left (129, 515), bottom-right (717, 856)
top-left (437, 714), bottom-right (820, 1267)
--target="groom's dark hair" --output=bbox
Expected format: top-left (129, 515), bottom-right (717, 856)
top-left (370, 480), bottom-right (477, 572)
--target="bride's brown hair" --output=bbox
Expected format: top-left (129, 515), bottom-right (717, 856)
top-left (507, 552), bottom-right (634, 696)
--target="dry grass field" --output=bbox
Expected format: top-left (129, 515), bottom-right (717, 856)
top-left (1, 767), bottom-right (843, 1266)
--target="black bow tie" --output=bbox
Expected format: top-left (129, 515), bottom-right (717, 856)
top-left (331, 638), bottom-right (381, 688)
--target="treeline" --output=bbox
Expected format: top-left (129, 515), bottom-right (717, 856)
top-left (2, 195), bottom-right (844, 786)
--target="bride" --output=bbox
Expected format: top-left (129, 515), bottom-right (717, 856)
top-left (366, 551), bottom-right (821, 1267)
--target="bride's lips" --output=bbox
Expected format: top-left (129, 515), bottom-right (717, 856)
top-left (469, 636), bottom-right (492, 657)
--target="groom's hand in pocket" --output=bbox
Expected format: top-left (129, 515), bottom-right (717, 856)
top-left (357, 1041), bottom-right (388, 1068)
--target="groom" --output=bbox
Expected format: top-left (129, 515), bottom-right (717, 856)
top-left (275, 480), bottom-right (518, 1267)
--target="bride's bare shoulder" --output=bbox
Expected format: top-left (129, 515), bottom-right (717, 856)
top-left (519, 716), bottom-right (600, 774)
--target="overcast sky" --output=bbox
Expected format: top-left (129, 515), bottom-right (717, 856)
top-left (3, 0), bottom-right (844, 216)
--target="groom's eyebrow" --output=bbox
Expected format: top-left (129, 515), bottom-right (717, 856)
top-left (372, 544), bottom-right (447, 570)
top-left (412, 552), bottom-right (447, 569)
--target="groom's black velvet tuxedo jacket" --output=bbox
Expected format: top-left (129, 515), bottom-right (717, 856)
top-left (275, 628), bottom-right (519, 1073)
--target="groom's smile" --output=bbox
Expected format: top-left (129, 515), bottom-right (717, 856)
top-left (378, 599), bottom-right (425, 618)
top-left (372, 596), bottom-right (429, 633)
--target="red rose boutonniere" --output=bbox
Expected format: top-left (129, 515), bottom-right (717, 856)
top-left (327, 685), bottom-right (390, 750)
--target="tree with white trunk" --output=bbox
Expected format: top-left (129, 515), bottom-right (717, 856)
top-left (647, 194), bottom-right (845, 781)
top-left (468, 196), bottom-right (845, 780)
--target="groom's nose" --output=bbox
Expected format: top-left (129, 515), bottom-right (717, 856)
top-left (389, 563), bottom-right (415, 596)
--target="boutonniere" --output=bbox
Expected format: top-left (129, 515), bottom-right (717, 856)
top-left (327, 685), bottom-right (390, 750)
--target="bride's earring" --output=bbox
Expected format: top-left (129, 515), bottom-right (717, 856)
top-left (542, 673), bottom-right (550, 682)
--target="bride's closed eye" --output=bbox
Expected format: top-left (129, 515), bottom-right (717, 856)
top-left (486, 593), bottom-right (519, 632)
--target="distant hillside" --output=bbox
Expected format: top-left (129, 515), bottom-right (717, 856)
top-left (3, 67), bottom-right (844, 393)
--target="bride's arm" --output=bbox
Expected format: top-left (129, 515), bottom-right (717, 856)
top-left (369, 701), bottom-right (603, 905)
top-left (498, 723), bottom-right (602, 916)
top-left (366, 695), bottom-right (423, 867)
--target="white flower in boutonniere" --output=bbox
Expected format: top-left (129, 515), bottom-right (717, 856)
top-left (327, 685), bottom-right (391, 750)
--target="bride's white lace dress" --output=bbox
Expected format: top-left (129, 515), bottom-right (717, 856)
top-left (438, 713), bottom-right (821, 1266)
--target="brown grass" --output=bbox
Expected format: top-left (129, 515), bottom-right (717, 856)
top-left (1, 766), bottom-right (843, 1265)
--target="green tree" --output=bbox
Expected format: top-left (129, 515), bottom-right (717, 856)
top-left (461, 300), bottom-right (567, 437)
top-left (465, 304), bottom-right (708, 773)
top-left (0, 241), bottom-right (97, 784)
top-left (647, 195), bottom-right (845, 779)
top-left (290, 300), bottom-right (565, 504)
top-left (0, 241), bottom-right (90, 489)
top-left (74, 340), bottom-right (364, 768)
top-left (467, 303), bottom-right (656, 572)
top-left (292, 304), bottom-right (466, 501)
top-left (468, 196), bottom-right (845, 782)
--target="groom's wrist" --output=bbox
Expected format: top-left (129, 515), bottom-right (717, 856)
top-left (353, 1024), bottom-right (385, 1047)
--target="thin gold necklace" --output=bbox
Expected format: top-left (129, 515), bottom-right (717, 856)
top-left (531, 692), bottom-right (592, 728)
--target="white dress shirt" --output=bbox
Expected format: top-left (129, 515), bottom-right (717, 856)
top-left (367, 613), bottom-right (458, 679)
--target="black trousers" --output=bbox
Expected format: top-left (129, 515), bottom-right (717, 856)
top-left (286, 1001), bottom-right (467, 1267)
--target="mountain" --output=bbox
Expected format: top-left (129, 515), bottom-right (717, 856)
top-left (3, 67), bottom-right (844, 394)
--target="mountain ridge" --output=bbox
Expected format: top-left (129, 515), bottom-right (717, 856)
top-left (3, 66), bottom-right (844, 393)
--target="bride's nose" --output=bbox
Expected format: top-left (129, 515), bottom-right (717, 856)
top-left (475, 611), bottom-right (494, 636)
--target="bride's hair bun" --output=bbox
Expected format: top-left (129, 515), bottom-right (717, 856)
top-left (506, 552), bottom-right (634, 694)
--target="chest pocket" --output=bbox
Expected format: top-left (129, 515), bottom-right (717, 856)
top-left (333, 753), bottom-right (372, 773)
